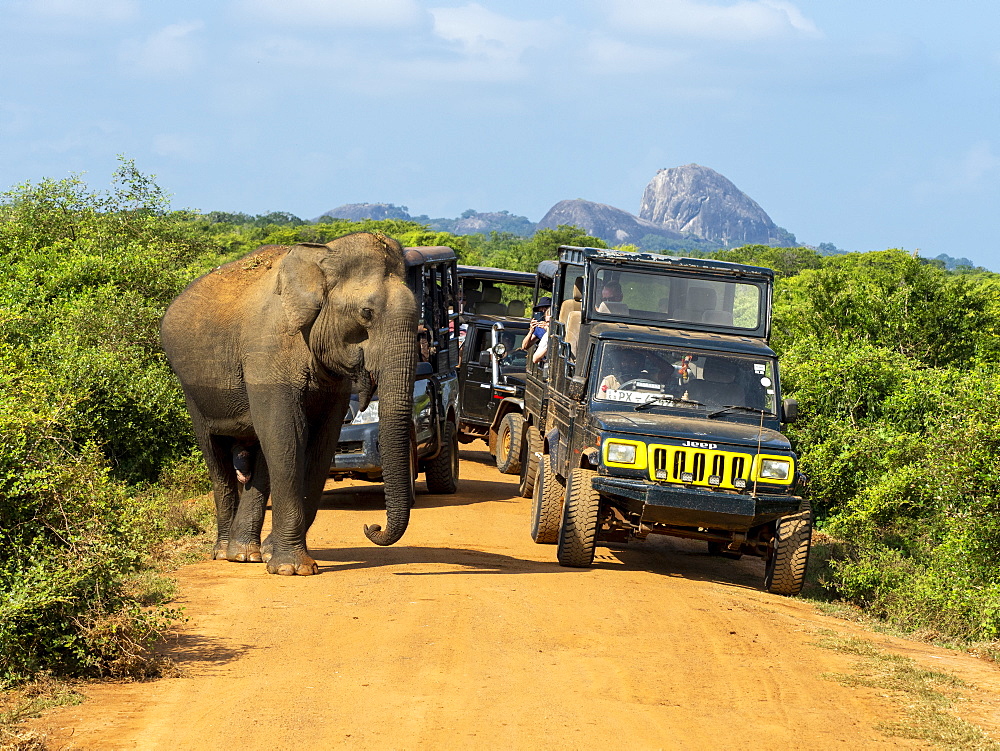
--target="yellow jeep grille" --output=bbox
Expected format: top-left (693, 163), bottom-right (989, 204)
top-left (649, 445), bottom-right (752, 489)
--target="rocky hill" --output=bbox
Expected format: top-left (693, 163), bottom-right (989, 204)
top-left (420, 209), bottom-right (536, 236)
top-left (319, 203), bottom-right (412, 222)
top-left (316, 165), bottom-right (797, 250)
top-left (640, 165), bottom-right (795, 247)
top-left (316, 204), bottom-right (535, 236)
top-left (536, 199), bottom-right (684, 245)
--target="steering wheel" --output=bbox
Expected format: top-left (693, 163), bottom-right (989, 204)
top-left (616, 379), bottom-right (642, 391)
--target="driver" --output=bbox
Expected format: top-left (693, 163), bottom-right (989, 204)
top-left (600, 349), bottom-right (647, 392)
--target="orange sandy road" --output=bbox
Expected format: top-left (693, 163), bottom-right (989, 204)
top-left (35, 450), bottom-right (999, 750)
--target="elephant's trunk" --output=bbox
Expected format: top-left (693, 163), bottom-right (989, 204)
top-left (363, 301), bottom-right (418, 546)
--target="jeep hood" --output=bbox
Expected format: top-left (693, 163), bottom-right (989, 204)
top-left (593, 411), bottom-right (792, 453)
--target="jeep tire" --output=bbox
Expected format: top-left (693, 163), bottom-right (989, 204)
top-left (517, 423), bottom-right (543, 498)
top-left (557, 468), bottom-right (601, 568)
top-left (424, 421), bottom-right (459, 494)
top-left (764, 501), bottom-right (812, 595)
top-left (530, 454), bottom-right (564, 544)
top-left (495, 413), bottom-right (524, 475)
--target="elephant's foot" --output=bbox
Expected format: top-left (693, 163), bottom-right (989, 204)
top-left (261, 536), bottom-right (273, 563)
top-left (213, 540), bottom-right (229, 560)
top-left (265, 550), bottom-right (319, 576)
top-left (226, 541), bottom-right (263, 563)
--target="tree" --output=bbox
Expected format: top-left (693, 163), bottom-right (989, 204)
top-left (773, 249), bottom-right (997, 367)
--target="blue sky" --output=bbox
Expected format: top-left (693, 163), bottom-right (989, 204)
top-left (2, 1), bottom-right (998, 267)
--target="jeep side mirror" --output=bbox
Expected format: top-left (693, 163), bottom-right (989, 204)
top-left (782, 398), bottom-right (798, 423)
top-left (478, 351), bottom-right (492, 367)
top-left (568, 376), bottom-right (588, 401)
top-left (415, 361), bottom-right (434, 378)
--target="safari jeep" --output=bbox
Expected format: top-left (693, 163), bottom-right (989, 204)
top-left (331, 246), bottom-right (461, 494)
top-left (455, 265), bottom-right (537, 474)
top-left (520, 246), bottom-right (811, 595)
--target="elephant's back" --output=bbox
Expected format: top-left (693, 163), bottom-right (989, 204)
top-left (161, 245), bottom-right (291, 359)
top-left (190, 245), bottom-right (290, 299)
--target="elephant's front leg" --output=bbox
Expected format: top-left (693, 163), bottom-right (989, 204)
top-left (227, 448), bottom-right (270, 563)
top-left (264, 488), bottom-right (318, 576)
top-left (254, 446), bottom-right (317, 575)
top-left (248, 386), bottom-right (321, 576)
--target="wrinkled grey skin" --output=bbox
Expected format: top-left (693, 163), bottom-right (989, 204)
top-left (160, 232), bottom-right (418, 575)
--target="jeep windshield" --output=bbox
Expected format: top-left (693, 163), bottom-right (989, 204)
top-left (590, 266), bottom-right (765, 331)
top-left (593, 342), bottom-right (777, 416)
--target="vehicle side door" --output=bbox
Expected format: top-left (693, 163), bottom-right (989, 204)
top-left (459, 324), bottom-right (494, 424)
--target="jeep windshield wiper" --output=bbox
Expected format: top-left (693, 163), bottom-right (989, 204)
top-left (707, 405), bottom-right (776, 419)
top-left (635, 394), bottom-right (703, 411)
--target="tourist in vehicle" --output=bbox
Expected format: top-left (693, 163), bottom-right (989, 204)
top-left (600, 281), bottom-right (623, 303)
top-left (521, 296), bottom-right (551, 353)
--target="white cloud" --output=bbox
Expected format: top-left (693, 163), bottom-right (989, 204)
top-left (958, 141), bottom-right (1000, 185)
top-left (914, 141), bottom-right (1000, 199)
top-left (152, 133), bottom-right (204, 161)
top-left (12, 0), bottom-right (137, 22)
top-left (584, 37), bottom-right (689, 75)
top-left (119, 22), bottom-right (205, 77)
top-left (0, 101), bottom-right (34, 136)
top-left (430, 4), bottom-right (557, 64)
top-left (604, 0), bottom-right (820, 41)
top-left (232, 0), bottom-right (422, 28)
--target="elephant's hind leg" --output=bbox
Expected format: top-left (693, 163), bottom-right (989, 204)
top-left (193, 427), bottom-right (240, 561)
top-left (227, 448), bottom-right (270, 563)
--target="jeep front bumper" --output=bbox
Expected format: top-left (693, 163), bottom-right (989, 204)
top-left (591, 476), bottom-right (801, 532)
top-left (333, 423), bottom-right (382, 474)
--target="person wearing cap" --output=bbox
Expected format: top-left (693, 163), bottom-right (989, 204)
top-left (521, 296), bottom-right (552, 353)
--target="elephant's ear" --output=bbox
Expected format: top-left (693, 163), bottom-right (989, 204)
top-left (276, 244), bottom-right (328, 335)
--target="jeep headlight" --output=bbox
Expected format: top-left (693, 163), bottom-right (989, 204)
top-left (606, 442), bottom-right (637, 465)
top-left (759, 458), bottom-right (790, 481)
top-left (352, 401), bottom-right (380, 425)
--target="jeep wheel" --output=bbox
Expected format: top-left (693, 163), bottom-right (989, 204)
top-left (517, 424), bottom-right (543, 498)
top-left (531, 454), bottom-right (564, 544)
top-left (496, 413), bottom-right (524, 475)
top-left (424, 421), bottom-right (459, 494)
top-left (764, 502), bottom-right (812, 595)
top-left (557, 468), bottom-right (600, 568)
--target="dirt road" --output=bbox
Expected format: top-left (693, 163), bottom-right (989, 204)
top-left (34, 450), bottom-right (1000, 750)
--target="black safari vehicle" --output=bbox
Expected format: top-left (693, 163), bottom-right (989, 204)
top-left (455, 266), bottom-right (538, 474)
top-left (331, 246), bottom-right (461, 494)
top-left (519, 246), bottom-right (811, 595)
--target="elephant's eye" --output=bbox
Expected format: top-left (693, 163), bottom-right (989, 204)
top-left (360, 307), bottom-right (374, 322)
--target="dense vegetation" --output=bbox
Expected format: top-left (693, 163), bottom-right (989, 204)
top-left (0, 164), bottom-right (997, 689)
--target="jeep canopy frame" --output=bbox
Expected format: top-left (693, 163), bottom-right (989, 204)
top-left (542, 246), bottom-right (774, 342)
top-left (405, 246), bottom-right (460, 373)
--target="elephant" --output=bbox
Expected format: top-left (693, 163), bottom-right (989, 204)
top-left (160, 232), bottom-right (419, 575)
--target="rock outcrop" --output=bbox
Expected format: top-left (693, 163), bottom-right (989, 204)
top-left (536, 199), bottom-right (683, 245)
top-left (319, 203), bottom-right (412, 222)
top-left (425, 210), bottom-right (536, 236)
top-left (639, 165), bottom-right (791, 247)
top-left (315, 165), bottom-right (798, 249)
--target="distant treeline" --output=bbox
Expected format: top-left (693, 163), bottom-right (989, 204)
top-left (1, 162), bottom-right (997, 686)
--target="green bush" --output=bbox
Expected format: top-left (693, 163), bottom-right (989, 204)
top-left (0, 162), bottom-right (213, 684)
top-left (779, 332), bottom-right (1000, 640)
